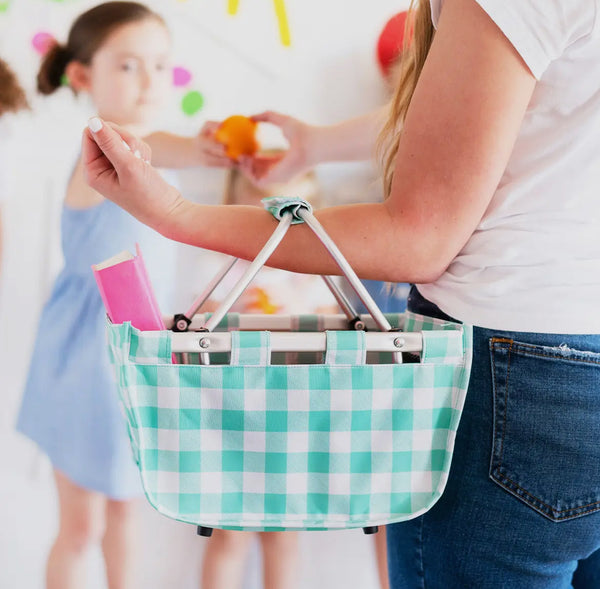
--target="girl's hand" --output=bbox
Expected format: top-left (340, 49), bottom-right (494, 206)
top-left (239, 111), bottom-right (317, 186)
top-left (82, 116), bottom-right (185, 234)
top-left (194, 120), bottom-right (233, 168)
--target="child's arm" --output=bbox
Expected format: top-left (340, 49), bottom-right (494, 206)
top-left (144, 122), bottom-right (233, 169)
top-left (240, 108), bottom-right (386, 186)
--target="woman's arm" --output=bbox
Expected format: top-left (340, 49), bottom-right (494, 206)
top-left (83, 0), bottom-right (535, 283)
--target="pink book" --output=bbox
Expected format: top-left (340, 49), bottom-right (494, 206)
top-left (92, 244), bottom-right (165, 331)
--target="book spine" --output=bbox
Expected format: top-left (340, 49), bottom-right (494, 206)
top-left (93, 267), bottom-right (116, 323)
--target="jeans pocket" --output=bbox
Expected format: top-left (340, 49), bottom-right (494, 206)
top-left (490, 337), bottom-right (600, 521)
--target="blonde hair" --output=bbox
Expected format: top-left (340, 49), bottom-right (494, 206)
top-left (378, 0), bottom-right (435, 197)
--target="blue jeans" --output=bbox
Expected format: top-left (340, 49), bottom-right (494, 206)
top-left (387, 286), bottom-right (600, 588)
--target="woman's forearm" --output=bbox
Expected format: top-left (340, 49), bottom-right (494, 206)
top-left (160, 197), bottom-right (442, 284)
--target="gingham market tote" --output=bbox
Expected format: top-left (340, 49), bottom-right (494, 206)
top-left (105, 198), bottom-right (472, 531)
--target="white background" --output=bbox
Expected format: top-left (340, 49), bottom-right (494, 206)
top-left (0, 0), bottom-right (408, 587)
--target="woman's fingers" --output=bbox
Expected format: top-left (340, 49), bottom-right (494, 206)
top-left (84, 116), bottom-right (149, 197)
top-left (86, 117), bottom-right (133, 170)
top-left (104, 121), bottom-right (152, 163)
top-left (82, 126), bottom-right (118, 190)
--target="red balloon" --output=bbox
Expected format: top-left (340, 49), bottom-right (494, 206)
top-left (377, 11), bottom-right (410, 78)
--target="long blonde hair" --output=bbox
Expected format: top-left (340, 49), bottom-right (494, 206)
top-left (379, 1), bottom-right (435, 197)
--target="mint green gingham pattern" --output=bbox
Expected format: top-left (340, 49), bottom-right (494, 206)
top-left (231, 331), bottom-right (271, 366)
top-left (107, 313), bottom-right (472, 531)
top-left (325, 331), bottom-right (366, 365)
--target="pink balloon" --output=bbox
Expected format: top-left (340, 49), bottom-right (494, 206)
top-left (173, 66), bottom-right (192, 87)
top-left (32, 31), bottom-right (56, 55)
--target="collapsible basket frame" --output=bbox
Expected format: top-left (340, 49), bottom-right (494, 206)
top-left (107, 199), bottom-right (472, 535)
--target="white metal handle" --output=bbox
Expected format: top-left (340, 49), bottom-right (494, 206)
top-left (196, 209), bottom-right (393, 334)
top-left (171, 331), bottom-right (422, 354)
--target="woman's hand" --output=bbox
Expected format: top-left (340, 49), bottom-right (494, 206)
top-left (82, 116), bottom-right (186, 234)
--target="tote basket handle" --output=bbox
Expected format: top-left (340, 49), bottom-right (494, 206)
top-left (195, 198), bottom-right (393, 335)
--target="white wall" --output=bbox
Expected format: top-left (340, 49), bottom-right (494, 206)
top-left (0, 1), bottom-right (408, 587)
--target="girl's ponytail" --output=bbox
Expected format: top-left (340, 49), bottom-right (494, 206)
top-left (37, 44), bottom-right (72, 95)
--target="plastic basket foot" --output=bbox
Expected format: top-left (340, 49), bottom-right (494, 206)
top-left (197, 526), bottom-right (213, 537)
top-left (362, 526), bottom-right (379, 535)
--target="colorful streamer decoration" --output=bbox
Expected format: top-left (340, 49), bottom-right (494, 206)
top-left (172, 66), bottom-right (204, 116)
top-left (32, 31), bottom-right (56, 55)
top-left (272, 0), bottom-right (290, 47)
top-left (227, 0), bottom-right (291, 47)
top-left (173, 66), bottom-right (192, 87)
top-left (227, 0), bottom-right (239, 15)
top-left (181, 90), bottom-right (204, 116)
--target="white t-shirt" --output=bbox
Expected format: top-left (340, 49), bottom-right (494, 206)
top-left (419, 0), bottom-right (600, 333)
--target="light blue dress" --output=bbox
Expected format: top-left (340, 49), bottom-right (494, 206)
top-left (17, 198), bottom-right (176, 499)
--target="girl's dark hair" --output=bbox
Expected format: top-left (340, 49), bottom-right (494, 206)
top-left (0, 58), bottom-right (29, 115)
top-left (37, 1), bottom-right (165, 95)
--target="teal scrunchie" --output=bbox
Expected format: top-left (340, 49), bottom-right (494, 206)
top-left (261, 196), bottom-right (313, 225)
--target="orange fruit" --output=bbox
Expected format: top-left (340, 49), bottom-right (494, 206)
top-left (215, 115), bottom-right (259, 160)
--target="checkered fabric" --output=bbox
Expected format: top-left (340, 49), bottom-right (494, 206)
top-left (107, 313), bottom-right (472, 531)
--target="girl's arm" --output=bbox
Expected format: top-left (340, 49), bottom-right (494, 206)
top-left (82, 0), bottom-right (535, 284)
top-left (241, 108), bottom-right (387, 186)
top-left (144, 122), bottom-right (233, 169)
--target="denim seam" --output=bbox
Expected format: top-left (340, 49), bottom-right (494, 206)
top-left (490, 338), bottom-right (600, 521)
top-left (494, 472), bottom-right (600, 519)
top-left (510, 349), bottom-right (600, 366)
top-left (416, 515), bottom-right (426, 589)
top-left (490, 338), bottom-right (513, 466)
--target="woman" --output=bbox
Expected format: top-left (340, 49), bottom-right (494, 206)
top-left (82, 0), bottom-right (600, 586)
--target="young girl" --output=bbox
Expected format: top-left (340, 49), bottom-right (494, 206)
top-left (16, 3), bottom-right (228, 588)
top-left (84, 0), bottom-right (600, 586)
top-left (200, 165), bottom-right (336, 589)
top-left (0, 57), bottom-right (29, 282)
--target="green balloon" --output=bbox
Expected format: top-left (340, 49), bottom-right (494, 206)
top-left (0, 2), bottom-right (10, 13)
top-left (182, 90), bottom-right (204, 116)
